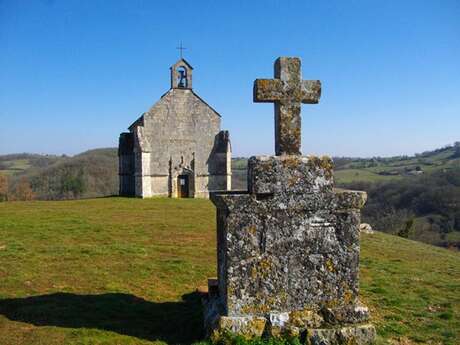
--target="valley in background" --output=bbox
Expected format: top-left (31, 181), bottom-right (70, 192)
top-left (1, 142), bottom-right (459, 250)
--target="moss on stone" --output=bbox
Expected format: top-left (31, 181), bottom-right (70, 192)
top-left (241, 303), bottom-right (271, 315)
top-left (281, 156), bottom-right (301, 169)
top-left (249, 257), bottom-right (273, 281)
top-left (246, 225), bottom-right (257, 236)
top-left (214, 316), bottom-right (267, 340)
top-left (289, 309), bottom-right (323, 328)
top-left (324, 298), bottom-right (340, 309)
top-left (247, 318), bottom-right (266, 337)
top-left (343, 290), bottom-right (354, 305)
top-left (288, 176), bottom-right (299, 187)
top-left (326, 258), bottom-right (335, 272)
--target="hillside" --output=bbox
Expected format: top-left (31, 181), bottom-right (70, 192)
top-left (232, 143), bottom-right (460, 187)
top-left (2, 143), bottom-right (458, 198)
top-left (28, 148), bottom-right (118, 200)
top-left (337, 146), bottom-right (460, 249)
top-left (1, 144), bottom-right (459, 248)
top-left (232, 145), bottom-right (460, 250)
top-left (334, 143), bottom-right (460, 184)
top-left (0, 153), bottom-right (64, 176)
top-left (0, 149), bottom-right (118, 200)
top-left (0, 198), bottom-right (458, 344)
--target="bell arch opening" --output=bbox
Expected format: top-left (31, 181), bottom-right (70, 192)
top-left (176, 66), bottom-right (188, 88)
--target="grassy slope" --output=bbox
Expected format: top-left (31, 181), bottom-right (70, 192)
top-left (0, 158), bottom-right (34, 175)
top-left (334, 169), bottom-right (402, 184)
top-left (28, 148), bottom-right (119, 199)
top-left (233, 147), bottom-right (460, 185)
top-left (1, 159), bottom-right (32, 175)
top-left (0, 198), bottom-right (459, 345)
top-left (0, 154), bottom-right (63, 176)
top-left (334, 146), bottom-right (460, 184)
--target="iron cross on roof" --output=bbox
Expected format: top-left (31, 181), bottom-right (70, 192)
top-left (176, 42), bottom-right (186, 59)
top-left (254, 57), bottom-right (321, 156)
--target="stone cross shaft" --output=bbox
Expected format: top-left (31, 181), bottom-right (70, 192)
top-left (254, 57), bottom-right (321, 156)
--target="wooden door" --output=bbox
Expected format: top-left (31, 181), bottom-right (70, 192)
top-left (177, 175), bottom-right (189, 198)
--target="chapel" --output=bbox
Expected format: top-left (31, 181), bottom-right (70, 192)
top-left (118, 58), bottom-right (232, 198)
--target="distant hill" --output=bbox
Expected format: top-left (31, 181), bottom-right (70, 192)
top-left (1, 143), bottom-right (459, 249)
top-left (231, 143), bottom-right (460, 187)
top-left (2, 143), bottom-right (459, 194)
top-left (0, 153), bottom-right (64, 175)
top-left (0, 148), bottom-right (118, 200)
top-left (335, 144), bottom-right (460, 250)
top-left (231, 143), bottom-right (460, 250)
top-left (334, 142), bottom-right (460, 184)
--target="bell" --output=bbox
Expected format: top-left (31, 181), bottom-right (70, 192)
top-left (178, 70), bottom-right (187, 88)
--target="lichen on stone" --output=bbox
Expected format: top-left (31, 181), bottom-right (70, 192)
top-left (205, 57), bottom-right (375, 344)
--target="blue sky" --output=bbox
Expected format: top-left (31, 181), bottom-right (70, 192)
top-left (1, 0), bottom-right (459, 157)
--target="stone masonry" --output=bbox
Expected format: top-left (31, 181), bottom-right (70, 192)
top-left (118, 58), bottom-right (232, 198)
top-left (205, 57), bottom-right (376, 344)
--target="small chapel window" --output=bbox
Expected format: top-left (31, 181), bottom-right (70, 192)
top-left (177, 66), bottom-right (188, 88)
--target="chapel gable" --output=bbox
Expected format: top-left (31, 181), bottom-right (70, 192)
top-left (118, 58), bottom-right (231, 198)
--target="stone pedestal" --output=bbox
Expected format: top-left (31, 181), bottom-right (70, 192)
top-left (205, 155), bottom-right (375, 344)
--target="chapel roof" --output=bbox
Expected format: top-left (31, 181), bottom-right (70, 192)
top-left (128, 88), bottom-right (221, 131)
top-left (170, 58), bottom-right (194, 70)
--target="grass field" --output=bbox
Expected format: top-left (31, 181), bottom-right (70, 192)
top-left (333, 146), bottom-right (460, 184)
top-left (0, 198), bottom-right (459, 345)
top-left (333, 169), bottom-right (402, 184)
top-left (0, 159), bottom-right (32, 175)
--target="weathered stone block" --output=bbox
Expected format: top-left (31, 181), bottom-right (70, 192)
top-left (248, 155), bottom-right (334, 196)
top-left (206, 154), bottom-right (375, 342)
top-left (211, 155), bottom-right (365, 318)
top-left (305, 324), bottom-right (376, 345)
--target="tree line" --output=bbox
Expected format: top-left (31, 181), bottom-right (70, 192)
top-left (0, 175), bottom-right (34, 201)
top-left (0, 148), bottom-right (118, 201)
top-left (339, 168), bottom-right (460, 249)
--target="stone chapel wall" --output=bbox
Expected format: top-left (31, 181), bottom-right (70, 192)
top-left (118, 59), bottom-right (231, 198)
top-left (140, 89), bottom-right (229, 197)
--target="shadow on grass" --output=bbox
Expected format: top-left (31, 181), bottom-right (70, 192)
top-left (0, 291), bottom-right (204, 344)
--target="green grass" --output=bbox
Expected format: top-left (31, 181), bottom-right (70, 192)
top-left (334, 161), bottom-right (460, 184)
top-left (0, 198), bottom-right (459, 345)
top-left (334, 169), bottom-right (403, 184)
top-left (360, 232), bottom-right (460, 344)
top-left (0, 159), bottom-right (32, 175)
top-left (334, 145), bottom-right (460, 184)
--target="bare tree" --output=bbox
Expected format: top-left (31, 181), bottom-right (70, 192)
top-left (11, 176), bottom-right (34, 201)
top-left (0, 174), bottom-right (8, 201)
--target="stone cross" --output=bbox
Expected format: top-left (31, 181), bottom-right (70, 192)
top-left (206, 57), bottom-right (375, 343)
top-left (253, 57), bottom-right (321, 156)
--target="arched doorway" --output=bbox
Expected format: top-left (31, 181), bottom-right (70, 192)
top-left (171, 167), bottom-right (194, 198)
top-left (177, 174), bottom-right (190, 198)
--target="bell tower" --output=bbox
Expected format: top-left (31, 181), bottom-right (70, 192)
top-left (170, 59), bottom-right (193, 89)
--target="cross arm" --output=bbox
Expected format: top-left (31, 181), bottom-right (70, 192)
top-left (301, 80), bottom-right (321, 104)
top-left (253, 79), bottom-right (284, 103)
